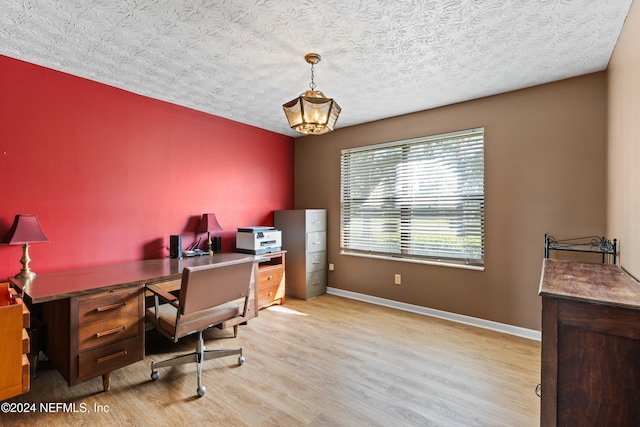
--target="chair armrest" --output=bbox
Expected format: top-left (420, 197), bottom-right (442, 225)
top-left (146, 284), bottom-right (178, 303)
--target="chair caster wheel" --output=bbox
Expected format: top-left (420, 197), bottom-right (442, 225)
top-left (197, 385), bottom-right (206, 397)
top-left (151, 371), bottom-right (160, 381)
top-left (238, 355), bottom-right (245, 366)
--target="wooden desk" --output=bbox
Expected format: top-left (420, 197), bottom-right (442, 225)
top-left (10, 253), bottom-right (260, 391)
top-left (539, 259), bottom-right (640, 426)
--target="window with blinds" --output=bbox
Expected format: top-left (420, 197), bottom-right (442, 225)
top-left (340, 128), bottom-right (485, 268)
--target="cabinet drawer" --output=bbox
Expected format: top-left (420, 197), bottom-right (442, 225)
top-left (306, 251), bottom-right (326, 273)
top-left (258, 265), bottom-right (284, 289)
top-left (305, 210), bottom-right (326, 232)
top-left (306, 270), bottom-right (327, 298)
top-left (22, 329), bottom-right (30, 355)
top-left (21, 354), bottom-right (30, 394)
top-left (78, 287), bottom-right (140, 351)
top-left (78, 336), bottom-right (141, 381)
top-left (306, 232), bottom-right (326, 253)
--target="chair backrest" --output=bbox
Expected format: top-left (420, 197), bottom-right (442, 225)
top-left (178, 258), bottom-right (254, 316)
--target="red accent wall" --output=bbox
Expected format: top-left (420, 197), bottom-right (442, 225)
top-left (0, 54), bottom-right (294, 278)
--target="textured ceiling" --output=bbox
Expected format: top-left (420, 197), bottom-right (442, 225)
top-left (0, 0), bottom-right (633, 137)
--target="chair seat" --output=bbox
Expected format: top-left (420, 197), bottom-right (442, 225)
top-left (146, 301), bottom-right (240, 340)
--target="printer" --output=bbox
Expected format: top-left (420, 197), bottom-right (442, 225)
top-left (236, 226), bottom-right (282, 254)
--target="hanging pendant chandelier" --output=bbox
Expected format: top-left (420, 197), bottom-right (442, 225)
top-left (283, 53), bottom-right (341, 135)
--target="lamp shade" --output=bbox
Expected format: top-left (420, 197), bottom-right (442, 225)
top-left (197, 213), bottom-right (223, 233)
top-left (283, 90), bottom-right (341, 135)
top-left (3, 214), bottom-right (49, 245)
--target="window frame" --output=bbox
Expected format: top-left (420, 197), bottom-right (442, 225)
top-left (340, 127), bottom-right (485, 270)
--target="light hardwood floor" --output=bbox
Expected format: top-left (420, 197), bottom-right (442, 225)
top-left (1, 294), bottom-right (540, 426)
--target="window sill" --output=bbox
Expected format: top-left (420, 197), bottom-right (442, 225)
top-left (340, 251), bottom-right (485, 271)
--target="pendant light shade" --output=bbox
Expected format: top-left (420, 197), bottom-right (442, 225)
top-left (283, 53), bottom-right (341, 135)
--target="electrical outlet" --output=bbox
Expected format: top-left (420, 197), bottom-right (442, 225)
top-left (394, 274), bottom-right (401, 285)
top-left (328, 263), bottom-right (335, 271)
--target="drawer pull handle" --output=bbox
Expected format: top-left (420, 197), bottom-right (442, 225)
top-left (96, 302), bottom-right (126, 312)
top-left (267, 275), bottom-right (273, 280)
top-left (97, 350), bottom-right (128, 364)
top-left (96, 325), bottom-right (127, 338)
top-left (268, 291), bottom-right (273, 297)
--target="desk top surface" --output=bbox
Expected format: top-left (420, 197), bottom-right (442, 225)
top-left (10, 253), bottom-right (259, 304)
top-left (539, 258), bottom-right (640, 310)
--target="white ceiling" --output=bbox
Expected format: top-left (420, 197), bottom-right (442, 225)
top-left (0, 0), bottom-right (633, 137)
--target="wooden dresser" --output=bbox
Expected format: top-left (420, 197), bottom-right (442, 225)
top-left (256, 251), bottom-right (286, 310)
top-left (539, 259), bottom-right (640, 426)
top-left (0, 283), bottom-right (30, 401)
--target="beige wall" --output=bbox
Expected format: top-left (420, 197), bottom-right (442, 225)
top-left (608, 0), bottom-right (640, 279)
top-left (294, 73), bottom-right (607, 331)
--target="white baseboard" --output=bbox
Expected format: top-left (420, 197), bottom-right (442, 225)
top-left (326, 287), bottom-right (541, 341)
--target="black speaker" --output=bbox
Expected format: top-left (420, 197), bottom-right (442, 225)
top-left (169, 235), bottom-right (182, 259)
top-left (213, 236), bottom-right (222, 253)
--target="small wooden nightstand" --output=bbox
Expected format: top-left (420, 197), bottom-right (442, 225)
top-left (256, 251), bottom-right (286, 310)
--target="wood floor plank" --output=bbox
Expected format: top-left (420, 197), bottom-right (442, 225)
top-left (0, 294), bottom-right (540, 426)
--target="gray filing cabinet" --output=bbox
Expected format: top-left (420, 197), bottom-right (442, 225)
top-left (274, 209), bottom-right (327, 299)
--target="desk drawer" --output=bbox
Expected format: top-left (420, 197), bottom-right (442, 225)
top-left (257, 284), bottom-right (285, 307)
top-left (258, 265), bottom-right (284, 290)
top-left (78, 336), bottom-right (140, 381)
top-left (78, 287), bottom-right (139, 351)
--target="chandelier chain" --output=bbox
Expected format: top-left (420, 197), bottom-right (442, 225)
top-left (309, 62), bottom-right (316, 91)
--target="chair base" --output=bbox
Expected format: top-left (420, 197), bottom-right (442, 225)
top-left (150, 329), bottom-right (244, 397)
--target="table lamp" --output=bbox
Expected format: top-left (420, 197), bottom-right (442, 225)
top-left (2, 214), bottom-right (49, 279)
top-left (197, 213), bottom-right (223, 254)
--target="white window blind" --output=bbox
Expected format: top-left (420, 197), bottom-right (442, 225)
top-left (340, 128), bottom-right (484, 267)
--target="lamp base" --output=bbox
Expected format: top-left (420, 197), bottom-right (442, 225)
top-left (15, 270), bottom-right (36, 279)
top-left (207, 232), bottom-right (213, 255)
top-left (16, 243), bottom-right (36, 279)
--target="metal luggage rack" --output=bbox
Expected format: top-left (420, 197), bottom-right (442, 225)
top-left (544, 234), bottom-right (617, 264)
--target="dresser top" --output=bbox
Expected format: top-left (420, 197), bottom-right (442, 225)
top-left (539, 258), bottom-right (640, 309)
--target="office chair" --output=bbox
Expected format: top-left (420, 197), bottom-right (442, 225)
top-left (145, 258), bottom-right (254, 397)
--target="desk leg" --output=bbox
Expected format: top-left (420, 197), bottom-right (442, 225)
top-left (102, 372), bottom-right (111, 391)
